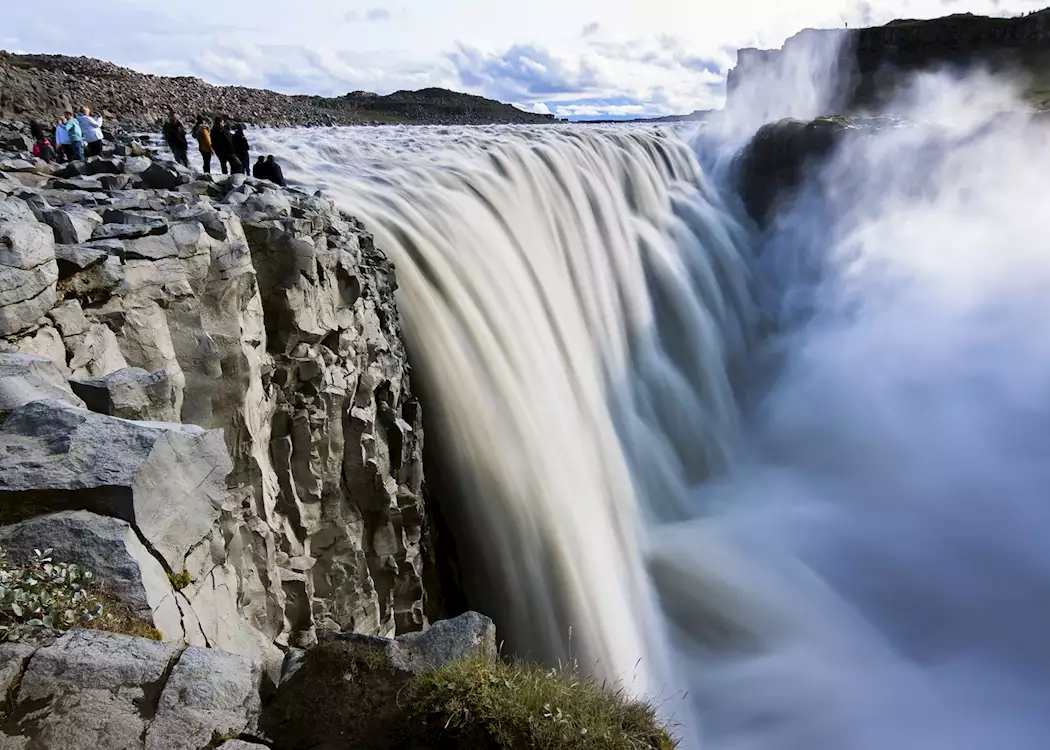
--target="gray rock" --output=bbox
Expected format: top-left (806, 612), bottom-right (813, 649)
top-left (218, 742), bottom-right (270, 750)
top-left (91, 220), bottom-right (168, 241)
top-left (0, 400), bottom-right (232, 573)
top-left (138, 162), bottom-right (182, 190)
top-left (1, 135), bottom-right (33, 154)
top-left (336, 611), bottom-right (497, 676)
top-left (123, 232), bottom-right (179, 261)
top-left (83, 157), bottom-right (124, 176)
top-left (0, 643), bottom-right (36, 699)
top-left (123, 156), bottom-right (153, 174)
top-left (47, 299), bottom-right (90, 338)
top-left (145, 647), bottom-right (262, 750)
top-left (71, 366), bottom-right (178, 422)
top-left (2, 630), bottom-right (181, 749)
top-left (0, 212), bottom-right (58, 337)
top-left (0, 158), bottom-right (45, 174)
top-left (0, 511), bottom-right (183, 639)
top-left (67, 322), bottom-right (129, 378)
top-left (58, 254), bottom-right (124, 297)
top-left (51, 176), bottom-right (105, 193)
top-left (54, 241), bottom-right (109, 274)
top-left (42, 205), bottom-right (102, 244)
top-left (0, 353), bottom-right (84, 417)
top-left (98, 173), bottom-right (133, 191)
top-left (14, 190), bottom-right (52, 222)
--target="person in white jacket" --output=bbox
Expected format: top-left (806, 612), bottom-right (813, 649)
top-left (77, 107), bottom-right (104, 158)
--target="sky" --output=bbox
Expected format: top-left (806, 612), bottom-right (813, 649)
top-left (1, 0), bottom-right (1047, 120)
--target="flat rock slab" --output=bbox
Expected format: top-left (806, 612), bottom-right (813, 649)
top-left (71, 366), bottom-right (178, 422)
top-left (0, 400), bottom-right (231, 571)
top-left (0, 214), bottom-right (58, 337)
top-left (0, 353), bottom-right (84, 418)
top-left (42, 205), bottom-right (102, 244)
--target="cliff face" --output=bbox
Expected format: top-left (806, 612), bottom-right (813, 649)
top-left (0, 52), bottom-right (555, 128)
top-left (727, 9), bottom-right (1050, 112)
top-left (0, 137), bottom-right (430, 675)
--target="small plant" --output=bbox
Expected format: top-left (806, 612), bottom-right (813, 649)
top-left (0, 548), bottom-right (101, 642)
top-left (167, 570), bottom-right (193, 592)
top-left (0, 548), bottom-right (163, 643)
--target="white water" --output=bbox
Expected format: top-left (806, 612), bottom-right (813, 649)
top-left (250, 81), bottom-right (1050, 749)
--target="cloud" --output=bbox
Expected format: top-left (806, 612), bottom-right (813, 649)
top-left (447, 42), bottom-right (605, 101)
top-left (582, 22), bottom-right (600, 37)
top-left (366, 8), bottom-right (391, 21)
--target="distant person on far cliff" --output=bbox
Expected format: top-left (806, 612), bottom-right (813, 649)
top-left (54, 116), bottom-right (70, 162)
top-left (192, 117), bottom-right (213, 174)
top-left (266, 155), bottom-right (286, 187)
top-left (211, 116), bottom-right (242, 174)
top-left (232, 124), bottom-right (250, 174)
top-left (77, 107), bottom-right (105, 158)
top-left (163, 110), bottom-right (190, 168)
top-left (62, 111), bottom-right (84, 161)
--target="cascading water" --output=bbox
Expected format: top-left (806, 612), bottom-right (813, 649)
top-left (251, 77), bottom-right (1050, 749)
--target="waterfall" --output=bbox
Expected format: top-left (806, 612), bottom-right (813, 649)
top-left (254, 85), bottom-right (1050, 748)
top-left (253, 125), bottom-right (756, 742)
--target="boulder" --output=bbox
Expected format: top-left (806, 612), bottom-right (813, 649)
top-left (0, 643), bottom-right (36, 698)
top-left (144, 647), bottom-right (262, 750)
top-left (0, 630), bottom-right (181, 749)
top-left (138, 161), bottom-right (182, 190)
top-left (42, 205), bottom-right (103, 244)
top-left (98, 173), bottom-right (133, 191)
top-left (0, 353), bottom-right (83, 417)
top-left (1, 135), bottom-right (33, 154)
top-left (0, 158), bottom-right (45, 174)
top-left (123, 231), bottom-right (179, 261)
top-left (67, 322), bottom-right (130, 378)
top-left (51, 176), bottom-right (105, 192)
top-left (83, 157), bottom-right (124, 176)
top-left (0, 211), bottom-right (58, 337)
top-left (334, 611), bottom-right (497, 677)
top-left (70, 366), bottom-right (178, 422)
top-left (0, 400), bottom-right (232, 573)
top-left (58, 254), bottom-right (125, 298)
top-left (0, 511), bottom-right (184, 639)
top-left (54, 241), bottom-right (109, 275)
top-left (47, 298), bottom-right (90, 338)
top-left (123, 156), bottom-right (153, 174)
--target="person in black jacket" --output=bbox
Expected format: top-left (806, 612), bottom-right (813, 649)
top-left (252, 156), bottom-right (269, 180)
top-left (162, 111), bottom-right (190, 167)
top-left (232, 124), bottom-right (250, 173)
top-left (266, 155), bottom-right (286, 186)
top-left (210, 116), bottom-right (242, 174)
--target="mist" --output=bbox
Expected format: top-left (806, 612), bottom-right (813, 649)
top-left (663, 63), bottom-right (1050, 750)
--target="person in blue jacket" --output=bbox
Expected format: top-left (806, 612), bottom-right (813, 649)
top-left (63, 111), bottom-right (84, 161)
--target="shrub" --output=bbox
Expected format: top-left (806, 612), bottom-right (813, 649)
top-left (0, 548), bottom-right (161, 643)
top-left (167, 570), bottom-right (192, 592)
top-left (405, 656), bottom-right (679, 750)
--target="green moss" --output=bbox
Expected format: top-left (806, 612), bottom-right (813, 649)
top-left (167, 570), bottom-right (192, 592)
top-left (405, 656), bottom-right (678, 750)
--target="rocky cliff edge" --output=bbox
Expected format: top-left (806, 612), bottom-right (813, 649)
top-left (0, 131), bottom-right (431, 680)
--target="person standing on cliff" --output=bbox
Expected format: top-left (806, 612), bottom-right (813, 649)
top-left (210, 116), bottom-right (242, 174)
top-left (62, 111), bottom-right (84, 161)
top-left (191, 117), bottom-right (213, 174)
top-left (76, 107), bottom-right (105, 158)
top-left (163, 110), bottom-right (190, 168)
top-left (53, 116), bottom-right (70, 162)
top-left (232, 124), bottom-right (250, 175)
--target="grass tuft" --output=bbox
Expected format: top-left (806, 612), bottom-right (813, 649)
top-left (406, 655), bottom-right (678, 750)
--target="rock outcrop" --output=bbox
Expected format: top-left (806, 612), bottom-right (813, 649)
top-left (0, 612), bottom-right (496, 749)
top-left (0, 144), bottom-right (430, 675)
top-left (0, 52), bottom-right (555, 128)
top-left (727, 9), bottom-right (1050, 113)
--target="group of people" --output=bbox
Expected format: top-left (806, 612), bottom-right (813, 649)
top-left (28, 108), bottom-right (105, 163)
top-left (25, 106), bottom-right (289, 187)
top-left (162, 111), bottom-right (286, 185)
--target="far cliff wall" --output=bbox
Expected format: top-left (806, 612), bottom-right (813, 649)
top-left (727, 9), bottom-right (1050, 113)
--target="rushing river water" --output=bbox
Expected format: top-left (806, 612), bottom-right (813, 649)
top-left (251, 82), bottom-right (1050, 749)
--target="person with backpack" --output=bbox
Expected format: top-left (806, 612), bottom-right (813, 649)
top-left (63, 111), bottom-right (84, 161)
top-left (192, 117), bottom-right (213, 173)
top-left (77, 107), bottom-right (105, 157)
top-left (163, 110), bottom-right (190, 167)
